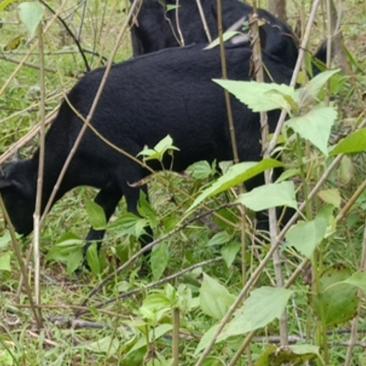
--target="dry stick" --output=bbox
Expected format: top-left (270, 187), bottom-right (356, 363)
top-left (249, 4), bottom-right (288, 347)
top-left (194, 154), bottom-right (342, 366)
top-left (195, 0), bottom-right (212, 42)
top-left (79, 206), bottom-right (232, 308)
top-left (0, 197), bottom-right (42, 329)
top-left (266, 0), bottom-right (322, 156)
top-left (0, 0), bottom-right (67, 98)
top-left (40, 0), bottom-right (141, 225)
top-left (33, 24), bottom-right (46, 309)
top-left (344, 221), bottom-right (366, 366)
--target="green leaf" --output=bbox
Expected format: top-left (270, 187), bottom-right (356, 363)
top-left (199, 274), bottom-right (236, 319)
top-left (318, 189), bottom-right (341, 208)
top-left (150, 243), bottom-right (169, 281)
top-left (85, 201), bottom-right (107, 230)
top-left (297, 69), bottom-right (340, 105)
top-left (138, 191), bottom-right (158, 229)
top-left (18, 2), bottom-right (44, 37)
top-left (286, 207), bottom-right (332, 258)
top-left (110, 212), bottom-right (148, 238)
top-left (286, 106), bottom-right (337, 155)
top-left (237, 181), bottom-right (297, 211)
top-left (213, 79), bottom-right (297, 112)
top-left (0, 252), bottom-right (11, 271)
top-left (289, 344), bottom-right (321, 357)
top-left (86, 243), bottom-right (104, 275)
top-left (219, 287), bottom-right (293, 340)
top-left (221, 242), bottom-right (240, 268)
top-left (47, 232), bottom-right (84, 274)
top-left (315, 267), bottom-right (358, 327)
top-left (342, 272), bottom-right (366, 294)
top-left (205, 31), bottom-right (240, 49)
top-left (330, 128), bottom-right (366, 155)
top-left (187, 159), bottom-right (282, 212)
top-left (127, 324), bottom-right (172, 356)
top-left (207, 231), bottom-right (232, 246)
top-left (186, 160), bottom-right (214, 180)
top-left (138, 134), bottom-right (179, 162)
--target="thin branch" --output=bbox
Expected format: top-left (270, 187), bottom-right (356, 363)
top-left (195, 0), bottom-right (212, 42)
top-left (0, 54), bottom-right (56, 73)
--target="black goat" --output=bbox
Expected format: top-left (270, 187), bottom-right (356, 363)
top-left (0, 44), bottom-right (292, 250)
top-left (130, 0), bottom-right (299, 67)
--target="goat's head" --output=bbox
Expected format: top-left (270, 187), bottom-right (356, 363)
top-left (0, 160), bottom-right (36, 236)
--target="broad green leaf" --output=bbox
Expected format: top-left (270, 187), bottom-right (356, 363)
top-left (237, 181), bottom-right (297, 211)
top-left (48, 232), bottom-right (83, 273)
top-left (297, 69), bottom-right (340, 104)
top-left (342, 272), bottom-right (366, 294)
top-left (109, 212), bottom-right (148, 238)
top-left (318, 189), bottom-right (341, 208)
top-left (213, 79), bottom-right (297, 112)
top-left (221, 242), bottom-right (240, 268)
top-left (138, 191), bottom-right (158, 228)
top-left (18, 2), bottom-right (44, 37)
top-left (85, 201), bottom-right (107, 230)
top-left (219, 287), bottom-right (293, 340)
top-left (286, 106), bottom-right (337, 155)
top-left (330, 128), bottom-right (366, 155)
top-left (286, 207), bottom-right (332, 258)
top-left (205, 31), bottom-right (240, 49)
top-left (86, 243), bottom-right (104, 275)
top-left (186, 160), bottom-right (214, 180)
top-left (338, 156), bottom-right (354, 185)
top-left (187, 159), bottom-right (282, 212)
top-left (207, 231), bottom-right (232, 246)
top-left (0, 252), bottom-right (11, 271)
top-left (315, 267), bottom-right (358, 327)
top-left (127, 324), bottom-right (172, 356)
top-left (151, 243), bottom-right (169, 280)
top-left (199, 274), bottom-right (235, 319)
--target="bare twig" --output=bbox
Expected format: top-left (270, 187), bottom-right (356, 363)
top-left (0, 54), bottom-right (56, 73)
top-left (172, 308), bottom-right (180, 366)
top-left (195, 0), bottom-right (212, 42)
top-left (175, 0), bottom-right (185, 47)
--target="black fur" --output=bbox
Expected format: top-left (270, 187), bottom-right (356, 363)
top-left (130, 0), bottom-right (299, 67)
top-left (0, 44), bottom-right (292, 248)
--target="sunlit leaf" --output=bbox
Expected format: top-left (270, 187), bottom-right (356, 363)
top-left (0, 252), bottom-right (11, 271)
top-left (205, 31), bottom-right (240, 49)
top-left (330, 128), bottom-right (366, 155)
top-left (219, 287), bottom-right (293, 340)
top-left (187, 159), bottom-right (282, 212)
top-left (213, 79), bottom-right (297, 112)
top-left (237, 181), bottom-right (297, 211)
top-left (85, 200), bottom-right (107, 230)
top-left (18, 2), bottom-right (44, 37)
top-left (286, 106), bottom-right (337, 155)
